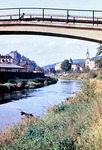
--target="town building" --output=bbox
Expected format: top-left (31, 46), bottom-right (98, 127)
top-left (0, 55), bottom-right (13, 63)
top-left (7, 51), bottom-right (21, 64)
top-left (54, 61), bottom-right (84, 72)
top-left (55, 62), bottom-right (62, 72)
top-left (7, 51), bottom-right (37, 72)
top-left (0, 63), bottom-right (23, 72)
top-left (85, 49), bottom-right (96, 70)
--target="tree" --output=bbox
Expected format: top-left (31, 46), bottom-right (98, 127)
top-left (61, 59), bottom-right (71, 72)
top-left (96, 43), bottom-right (102, 56)
top-left (95, 59), bottom-right (102, 68)
top-left (69, 58), bottom-right (73, 64)
top-left (95, 43), bottom-right (102, 68)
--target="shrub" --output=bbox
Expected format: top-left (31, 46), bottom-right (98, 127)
top-left (87, 70), bottom-right (97, 78)
top-left (76, 79), bottom-right (96, 102)
top-left (96, 72), bottom-right (102, 80)
top-left (7, 79), bottom-right (16, 83)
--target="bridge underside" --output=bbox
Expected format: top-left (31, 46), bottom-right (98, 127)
top-left (0, 21), bottom-right (102, 43)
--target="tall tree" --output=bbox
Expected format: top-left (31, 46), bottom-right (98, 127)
top-left (96, 43), bottom-right (102, 56)
top-left (96, 43), bottom-right (102, 68)
top-left (61, 59), bottom-right (71, 72)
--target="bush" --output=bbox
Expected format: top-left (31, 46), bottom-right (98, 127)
top-left (76, 79), bottom-right (96, 102)
top-left (7, 79), bottom-right (16, 83)
top-left (87, 70), bottom-right (97, 78)
top-left (96, 72), bottom-right (102, 80)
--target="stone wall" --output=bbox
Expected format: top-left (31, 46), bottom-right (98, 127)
top-left (0, 72), bottom-right (44, 83)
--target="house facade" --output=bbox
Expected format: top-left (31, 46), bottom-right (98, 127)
top-left (55, 63), bottom-right (62, 72)
top-left (0, 55), bottom-right (13, 63)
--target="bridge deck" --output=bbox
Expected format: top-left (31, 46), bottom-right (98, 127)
top-left (0, 13), bottom-right (102, 25)
top-left (0, 7), bottom-right (102, 25)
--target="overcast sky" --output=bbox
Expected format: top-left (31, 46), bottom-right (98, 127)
top-left (0, 0), bottom-right (101, 66)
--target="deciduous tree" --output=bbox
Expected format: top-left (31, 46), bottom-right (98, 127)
top-left (96, 43), bottom-right (102, 68)
top-left (61, 59), bottom-right (71, 72)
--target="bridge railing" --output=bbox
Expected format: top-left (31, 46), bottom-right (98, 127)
top-left (0, 8), bottom-right (102, 24)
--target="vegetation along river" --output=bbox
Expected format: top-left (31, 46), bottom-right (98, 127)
top-left (0, 79), bottom-right (80, 130)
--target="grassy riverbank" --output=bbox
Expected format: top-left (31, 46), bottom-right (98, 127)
top-left (0, 77), bottom-right (58, 94)
top-left (54, 71), bottom-right (98, 80)
top-left (0, 78), bottom-right (102, 149)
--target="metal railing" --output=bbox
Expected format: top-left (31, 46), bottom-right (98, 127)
top-left (0, 7), bottom-right (102, 25)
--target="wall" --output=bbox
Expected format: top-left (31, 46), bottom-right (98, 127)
top-left (0, 72), bottom-right (44, 83)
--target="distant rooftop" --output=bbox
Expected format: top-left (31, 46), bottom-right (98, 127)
top-left (0, 63), bottom-right (24, 69)
top-left (0, 55), bottom-right (13, 59)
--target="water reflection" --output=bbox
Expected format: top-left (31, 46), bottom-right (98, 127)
top-left (0, 89), bottom-right (35, 104)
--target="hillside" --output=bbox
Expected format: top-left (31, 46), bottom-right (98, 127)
top-left (43, 59), bottom-right (85, 69)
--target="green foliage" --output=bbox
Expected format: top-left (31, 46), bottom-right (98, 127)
top-left (0, 80), bottom-right (102, 150)
top-left (61, 59), bottom-right (71, 72)
top-left (76, 79), bottom-right (96, 102)
top-left (95, 58), bottom-right (102, 68)
top-left (96, 72), bottom-right (102, 80)
top-left (7, 79), bottom-right (16, 83)
top-left (50, 103), bottom-right (69, 114)
top-left (0, 77), bottom-right (58, 93)
top-left (87, 70), bottom-right (97, 78)
top-left (96, 43), bottom-right (102, 56)
top-left (96, 43), bottom-right (102, 68)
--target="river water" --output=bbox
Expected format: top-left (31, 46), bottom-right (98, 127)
top-left (0, 79), bottom-right (80, 130)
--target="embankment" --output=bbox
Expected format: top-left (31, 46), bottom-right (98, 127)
top-left (0, 79), bottom-right (102, 149)
top-left (0, 76), bottom-right (58, 94)
top-left (0, 72), bottom-right (44, 83)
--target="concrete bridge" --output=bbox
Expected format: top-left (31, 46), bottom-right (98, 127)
top-left (0, 8), bottom-right (102, 43)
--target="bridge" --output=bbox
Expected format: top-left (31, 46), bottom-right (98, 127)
top-left (0, 8), bottom-right (102, 42)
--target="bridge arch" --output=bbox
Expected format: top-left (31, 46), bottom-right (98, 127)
top-left (0, 23), bottom-right (102, 43)
top-left (0, 7), bottom-right (102, 42)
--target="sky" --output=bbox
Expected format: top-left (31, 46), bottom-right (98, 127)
top-left (0, 0), bottom-right (102, 66)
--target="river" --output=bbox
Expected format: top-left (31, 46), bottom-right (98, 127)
top-left (0, 79), bottom-right (80, 130)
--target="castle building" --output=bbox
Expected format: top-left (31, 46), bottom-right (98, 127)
top-left (7, 51), bottom-right (21, 64)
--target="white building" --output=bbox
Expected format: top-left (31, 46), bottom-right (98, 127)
top-left (55, 62), bottom-right (62, 71)
top-left (85, 49), bottom-right (95, 70)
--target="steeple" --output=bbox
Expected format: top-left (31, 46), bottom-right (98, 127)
top-left (86, 47), bottom-right (90, 59)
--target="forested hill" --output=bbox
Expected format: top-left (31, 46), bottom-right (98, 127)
top-left (43, 59), bottom-right (85, 69)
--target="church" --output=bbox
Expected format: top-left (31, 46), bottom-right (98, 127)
top-left (85, 49), bottom-right (96, 70)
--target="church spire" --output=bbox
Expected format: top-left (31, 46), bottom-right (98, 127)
top-left (86, 47), bottom-right (90, 59)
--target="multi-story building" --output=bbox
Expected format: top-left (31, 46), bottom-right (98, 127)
top-left (0, 55), bottom-right (13, 63)
top-left (7, 51), bottom-right (37, 72)
top-left (7, 51), bottom-right (21, 64)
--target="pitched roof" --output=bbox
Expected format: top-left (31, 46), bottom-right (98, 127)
top-left (0, 55), bottom-right (13, 59)
top-left (0, 63), bottom-right (24, 69)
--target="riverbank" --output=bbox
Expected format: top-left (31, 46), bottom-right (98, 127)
top-left (0, 76), bottom-right (58, 94)
top-left (0, 78), bottom-right (102, 149)
top-left (53, 71), bottom-right (98, 80)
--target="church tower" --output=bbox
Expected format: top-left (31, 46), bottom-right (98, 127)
top-left (86, 48), bottom-right (90, 59)
top-left (85, 48), bottom-right (90, 69)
